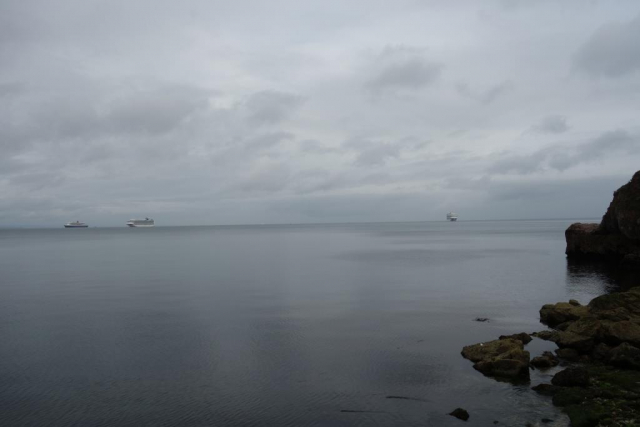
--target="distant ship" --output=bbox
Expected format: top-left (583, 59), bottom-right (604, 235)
top-left (64, 221), bottom-right (88, 228)
top-left (127, 218), bottom-right (155, 227)
top-left (446, 212), bottom-right (458, 222)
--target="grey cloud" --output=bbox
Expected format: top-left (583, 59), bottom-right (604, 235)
top-left (105, 85), bottom-right (211, 135)
top-left (489, 129), bottom-right (639, 175)
top-left (343, 136), bottom-right (427, 167)
top-left (531, 115), bottom-right (569, 134)
top-left (573, 13), bottom-right (640, 78)
top-left (456, 80), bottom-right (513, 104)
top-left (243, 131), bottom-right (294, 151)
top-left (245, 90), bottom-right (304, 124)
top-left (366, 46), bottom-right (442, 94)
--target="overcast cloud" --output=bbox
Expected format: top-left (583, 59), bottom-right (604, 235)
top-left (1, 0), bottom-right (640, 226)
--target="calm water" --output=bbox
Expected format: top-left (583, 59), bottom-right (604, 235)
top-left (0, 220), bottom-right (618, 426)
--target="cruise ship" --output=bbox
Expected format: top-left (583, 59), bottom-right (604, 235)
top-left (64, 221), bottom-right (88, 228)
top-left (126, 218), bottom-right (155, 227)
top-left (446, 212), bottom-right (458, 222)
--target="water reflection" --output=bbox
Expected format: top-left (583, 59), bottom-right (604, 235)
top-left (566, 259), bottom-right (637, 294)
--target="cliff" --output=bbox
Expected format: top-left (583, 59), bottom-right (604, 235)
top-left (566, 171), bottom-right (640, 268)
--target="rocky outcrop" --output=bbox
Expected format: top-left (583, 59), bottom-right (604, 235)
top-left (566, 171), bottom-right (640, 264)
top-left (537, 287), bottom-right (640, 359)
top-left (461, 338), bottom-right (530, 379)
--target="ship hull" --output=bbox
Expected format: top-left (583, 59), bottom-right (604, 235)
top-left (127, 224), bottom-right (155, 227)
top-left (64, 225), bottom-right (88, 228)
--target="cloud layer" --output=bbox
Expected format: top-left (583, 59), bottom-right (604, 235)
top-left (1, 0), bottom-right (640, 226)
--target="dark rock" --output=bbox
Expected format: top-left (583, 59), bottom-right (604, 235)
top-left (532, 330), bottom-right (559, 341)
top-left (541, 418), bottom-right (553, 424)
top-left (530, 351), bottom-right (559, 368)
top-left (607, 342), bottom-right (640, 370)
top-left (565, 170), bottom-right (640, 265)
top-left (555, 348), bottom-right (580, 361)
top-left (553, 330), bottom-right (595, 353)
top-left (599, 170), bottom-right (640, 239)
top-left (461, 339), bottom-right (530, 379)
top-left (569, 299), bottom-right (581, 306)
top-left (590, 342), bottom-right (612, 361)
top-left (474, 317), bottom-right (489, 322)
top-left (555, 321), bottom-right (572, 331)
top-left (449, 408), bottom-right (469, 421)
top-left (551, 367), bottom-right (590, 388)
top-left (540, 302), bottom-right (588, 327)
top-left (498, 332), bottom-right (532, 344)
top-left (600, 319), bottom-right (640, 347)
top-left (531, 383), bottom-right (559, 396)
top-left (552, 387), bottom-right (591, 407)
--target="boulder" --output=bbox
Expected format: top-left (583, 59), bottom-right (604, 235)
top-left (600, 320), bottom-right (640, 347)
top-left (607, 342), bottom-right (640, 370)
top-left (551, 367), bottom-right (590, 388)
top-left (498, 332), bottom-right (532, 344)
top-left (461, 338), bottom-right (530, 379)
top-left (531, 351), bottom-right (559, 369)
top-left (540, 302), bottom-right (589, 327)
top-left (449, 408), bottom-right (469, 421)
top-left (532, 330), bottom-right (560, 341)
top-left (555, 348), bottom-right (580, 361)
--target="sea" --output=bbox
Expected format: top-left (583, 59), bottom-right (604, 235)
top-left (0, 220), bottom-right (623, 426)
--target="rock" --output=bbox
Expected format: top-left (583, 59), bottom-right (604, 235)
top-left (588, 287), bottom-right (640, 315)
top-left (551, 367), bottom-right (590, 388)
top-left (565, 170), bottom-right (640, 265)
top-left (599, 170), bottom-right (640, 240)
top-left (498, 332), bottom-right (532, 344)
top-left (590, 342), bottom-right (613, 361)
top-left (553, 331), bottom-right (594, 353)
top-left (569, 299), bottom-right (581, 306)
top-left (532, 383), bottom-right (559, 396)
top-left (531, 351), bottom-right (559, 368)
top-left (461, 339), bottom-right (530, 379)
top-left (600, 319), bottom-right (640, 347)
top-left (532, 330), bottom-right (560, 341)
top-left (448, 408), bottom-right (469, 421)
top-left (607, 342), bottom-right (640, 370)
top-left (474, 317), bottom-right (489, 322)
top-left (539, 302), bottom-right (589, 327)
top-left (555, 348), bottom-right (580, 361)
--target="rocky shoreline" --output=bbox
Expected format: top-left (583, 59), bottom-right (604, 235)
top-left (460, 171), bottom-right (640, 426)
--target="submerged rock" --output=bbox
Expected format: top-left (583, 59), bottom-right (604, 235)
top-left (461, 338), bottom-right (530, 379)
top-left (448, 408), bottom-right (469, 421)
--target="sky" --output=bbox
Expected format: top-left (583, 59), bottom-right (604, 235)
top-left (1, 0), bottom-right (639, 226)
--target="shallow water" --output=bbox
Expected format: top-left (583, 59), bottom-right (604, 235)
top-left (0, 220), bottom-right (614, 426)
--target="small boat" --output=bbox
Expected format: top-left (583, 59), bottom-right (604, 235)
top-left (127, 218), bottom-right (155, 227)
top-left (446, 212), bottom-right (458, 222)
top-left (64, 221), bottom-right (88, 228)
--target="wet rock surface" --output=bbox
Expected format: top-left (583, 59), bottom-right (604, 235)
top-left (530, 351), bottom-right (559, 369)
top-left (461, 338), bottom-right (530, 379)
top-left (551, 367), bottom-right (590, 388)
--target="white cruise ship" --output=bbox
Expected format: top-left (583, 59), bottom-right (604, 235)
top-left (64, 221), bottom-right (88, 228)
top-left (126, 218), bottom-right (155, 227)
top-left (446, 212), bottom-right (458, 222)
